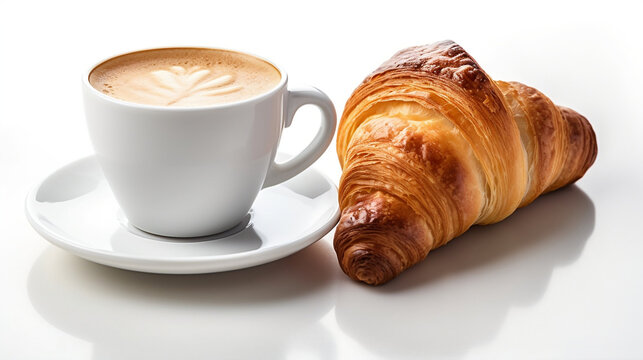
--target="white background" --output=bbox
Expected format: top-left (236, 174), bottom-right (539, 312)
top-left (2, 0), bottom-right (643, 358)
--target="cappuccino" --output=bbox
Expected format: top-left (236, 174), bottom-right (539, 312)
top-left (89, 48), bottom-right (281, 107)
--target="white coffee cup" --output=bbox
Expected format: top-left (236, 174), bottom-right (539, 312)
top-left (82, 48), bottom-right (336, 237)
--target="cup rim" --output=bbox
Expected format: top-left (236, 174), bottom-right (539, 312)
top-left (82, 46), bottom-right (288, 111)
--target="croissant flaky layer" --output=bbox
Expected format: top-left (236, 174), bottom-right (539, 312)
top-left (335, 41), bottom-right (597, 285)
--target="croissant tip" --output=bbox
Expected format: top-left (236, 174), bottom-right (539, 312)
top-left (342, 247), bottom-right (399, 286)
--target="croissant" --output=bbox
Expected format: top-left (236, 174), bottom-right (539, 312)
top-left (335, 40), bottom-right (597, 285)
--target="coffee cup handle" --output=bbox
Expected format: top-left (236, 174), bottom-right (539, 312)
top-left (262, 87), bottom-right (337, 188)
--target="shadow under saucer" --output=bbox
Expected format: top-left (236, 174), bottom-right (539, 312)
top-left (27, 238), bottom-right (339, 360)
top-left (334, 185), bottom-right (595, 359)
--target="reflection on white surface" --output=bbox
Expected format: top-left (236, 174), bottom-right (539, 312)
top-left (26, 184), bottom-right (597, 359)
top-left (334, 186), bottom-right (595, 359)
top-left (27, 240), bottom-right (338, 360)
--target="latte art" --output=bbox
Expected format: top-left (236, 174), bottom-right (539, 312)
top-left (127, 65), bottom-right (242, 106)
top-left (89, 48), bottom-right (281, 107)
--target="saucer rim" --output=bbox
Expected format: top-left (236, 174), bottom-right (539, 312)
top-left (25, 156), bottom-right (340, 273)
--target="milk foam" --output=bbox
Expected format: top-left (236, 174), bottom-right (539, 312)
top-left (89, 48), bottom-right (281, 107)
top-left (125, 65), bottom-right (241, 106)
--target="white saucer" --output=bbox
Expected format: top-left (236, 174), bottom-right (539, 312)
top-left (26, 156), bottom-right (340, 274)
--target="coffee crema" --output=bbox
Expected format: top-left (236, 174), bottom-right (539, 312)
top-left (89, 48), bottom-right (281, 107)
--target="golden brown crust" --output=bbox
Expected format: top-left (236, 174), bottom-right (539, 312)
top-left (335, 192), bottom-right (430, 285)
top-left (338, 41), bottom-right (527, 224)
top-left (335, 41), bottom-right (597, 285)
top-left (496, 81), bottom-right (565, 206)
top-left (547, 106), bottom-right (598, 191)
